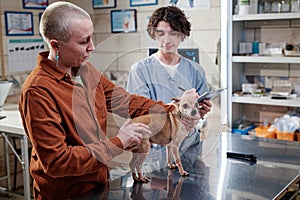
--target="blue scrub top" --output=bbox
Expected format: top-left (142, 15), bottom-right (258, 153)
top-left (126, 54), bottom-right (209, 103)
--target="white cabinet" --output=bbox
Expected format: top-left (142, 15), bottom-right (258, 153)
top-left (221, 1), bottom-right (300, 128)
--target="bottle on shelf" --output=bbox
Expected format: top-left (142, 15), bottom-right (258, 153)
top-left (271, 0), bottom-right (282, 13)
top-left (290, 0), bottom-right (300, 12)
top-left (249, 0), bottom-right (258, 14)
top-left (235, 3), bottom-right (240, 15)
top-left (238, 0), bottom-right (251, 15)
top-left (264, 0), bottom-right (272, 13)
top-left (281, 0), bottom-right (290, 12)
top-left (258, 0), bottom-right (265, 13)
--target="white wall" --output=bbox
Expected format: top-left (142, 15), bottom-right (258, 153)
top-left (0, 0), bottom-right (221, 96)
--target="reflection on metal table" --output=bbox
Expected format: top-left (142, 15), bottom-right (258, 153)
top-left (0, 107), bottom-right (31, 200)
top-left (107, 132), bottom-right (300, 200)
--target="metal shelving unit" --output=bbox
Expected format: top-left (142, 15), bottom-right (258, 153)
top-left (232, 96), bottom-right (300, 107)
top-left (221, 0), bottom-right (300, 128)
top-left (233, 12), bottom-right (300, 21)
top-left (232, 56), bottom-right (300, 63)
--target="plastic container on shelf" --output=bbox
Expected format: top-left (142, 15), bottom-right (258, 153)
top-left (264, 0), bottom-right (272, 13)
top-left (232, 125), bottom-right (256, 134)
top-left (239, 0), bottom-right (251, 15)
top-left (258, 1), bottom-right (264, 13)
top-left (255, 126), bottom-right (277, 138)
top-left (249, 0), bottom-right (258, 14)
top-left (276, 131), bottom-right (296, 141)
top-left (235, 4), bottom-right (240, 14)
top-left (281, 0), bottom-right (290, 12)
top-left (296, 132), bottom-right (300, 141)
top-left (290, 0), bottom-right (300, 12)
top-left (271, 0), bottom-right (282, 13)
top-left (232, 119), bottom-right (256, 135)
top-left (252, 41), bottom-right (259, 54)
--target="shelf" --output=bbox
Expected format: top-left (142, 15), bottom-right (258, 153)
top-left (232, 56), bottom-right (300, 63)
top-left (232, 96), bottom-right (300, 107)
top-left (222, 2), bottom-right (300, 127)
top-left (233, 13), bottom-right (300, 21)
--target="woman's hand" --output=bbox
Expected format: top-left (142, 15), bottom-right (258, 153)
top-left (117, 119), bottom-right (151, 149)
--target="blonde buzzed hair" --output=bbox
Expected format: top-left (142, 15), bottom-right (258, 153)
top-left (39, 1), bottom-right (91, 45)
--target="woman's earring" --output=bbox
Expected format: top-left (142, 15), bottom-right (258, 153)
top-left (55, 52), bottom-right (59, 66)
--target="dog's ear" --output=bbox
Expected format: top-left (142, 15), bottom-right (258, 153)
top-left (171, 97), bottom-right (180, 106)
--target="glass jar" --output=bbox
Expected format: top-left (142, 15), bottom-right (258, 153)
top-left (290, 0), bottom-right (300, 12)
top-left (234, 4), bottom-right (239, 15)
top-left (238, 0), bottom-right (251, 15)
top-left (258, 0), bottom-right (265, 13)
top-left (264, 0), bottom-right (272, 12)
top-left (281, 0), bottom-right (290, 12)
top-left (271, 0), bottom-right (282, 12)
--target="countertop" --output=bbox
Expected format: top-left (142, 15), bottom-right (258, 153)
top-left (107, 132), bottom-right (300, 200)
top-left (1, 107), bottom-right (299, 199)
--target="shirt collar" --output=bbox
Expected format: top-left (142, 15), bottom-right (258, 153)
top-left (38, 51), bottom-right (67, 81)
top-left (37, 51), bottom-right (88, 83)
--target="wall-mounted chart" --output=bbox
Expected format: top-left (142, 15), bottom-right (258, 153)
top-left (8, 38), bottom-right (45, 72)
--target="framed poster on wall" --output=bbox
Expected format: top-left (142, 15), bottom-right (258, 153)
top-left (111, 9), bottom-right (137, 33)
top-left (130, 0), bottom-right (158, 6)
top-left (164, 0), bottom-right (210, 10)
top-left (23, 0), bottom-right (48, 9)
top-left (5, 11), bottom-right (34, 36)
top-left (93, 0), bottom-right (116, 9)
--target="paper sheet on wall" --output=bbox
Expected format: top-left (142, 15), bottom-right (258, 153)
top-left (8, 38), bottom-right (45, 72)
top-left (164, 0), bottom-right (210, 10)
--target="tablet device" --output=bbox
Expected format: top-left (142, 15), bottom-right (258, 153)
top-left (198, 88), bottom-right (226, 103)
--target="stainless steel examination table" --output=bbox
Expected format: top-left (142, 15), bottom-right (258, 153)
top-left (106, 132), bottom-right (300, 200)
top-left (1, 108), bottom-right (299, 200)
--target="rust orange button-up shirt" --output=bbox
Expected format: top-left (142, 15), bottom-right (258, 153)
top-left (19, 52), bottom-right (174, 199)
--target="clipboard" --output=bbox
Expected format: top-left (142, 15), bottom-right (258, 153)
top-left (198, 88), bottom-right (227, 102)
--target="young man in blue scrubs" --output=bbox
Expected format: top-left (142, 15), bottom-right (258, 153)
top-left (127, 6), bottom-right (211, 171)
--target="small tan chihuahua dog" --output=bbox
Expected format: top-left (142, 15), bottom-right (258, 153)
top-left (108, 89), bottom-right (199, 182)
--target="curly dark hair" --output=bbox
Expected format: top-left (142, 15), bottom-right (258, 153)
top-left (147, 6), bottom-right (191, 40)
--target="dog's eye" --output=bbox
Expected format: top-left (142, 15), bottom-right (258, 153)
top-left (195, 102), bottom-right (199, 108)
top-left (182, 103), bottom-right (188, 109)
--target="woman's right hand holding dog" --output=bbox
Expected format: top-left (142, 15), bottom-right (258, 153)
top-left (117, 119), bottom-right (151, 149)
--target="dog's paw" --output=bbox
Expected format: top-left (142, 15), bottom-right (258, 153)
top-left (179, 170), bottom-right (189, 176)
top-left (168, 163), bottom-right (177, 169)
top-left (134, 176), bottom-right (150, 183)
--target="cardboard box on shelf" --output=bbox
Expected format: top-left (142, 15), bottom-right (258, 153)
top-left (276, 131), bottom-right (296, 141)
top-left (296, 132), bottom-right (300, 142)
top-left (255, 126), bottom-right (276, 138)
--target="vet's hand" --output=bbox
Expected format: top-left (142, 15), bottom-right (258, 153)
top-left (180, 114), bottom-right (201, 131)
top-left (117, 119), bottom-right (151, 149)
top-left (199, 100), bottom-right (211, 118)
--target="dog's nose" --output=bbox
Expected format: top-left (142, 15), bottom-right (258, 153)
top-left (191, 109), bottom-right (197, 116)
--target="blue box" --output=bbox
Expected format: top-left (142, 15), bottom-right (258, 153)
top-left (232, 124), bottom-right (256, 135)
